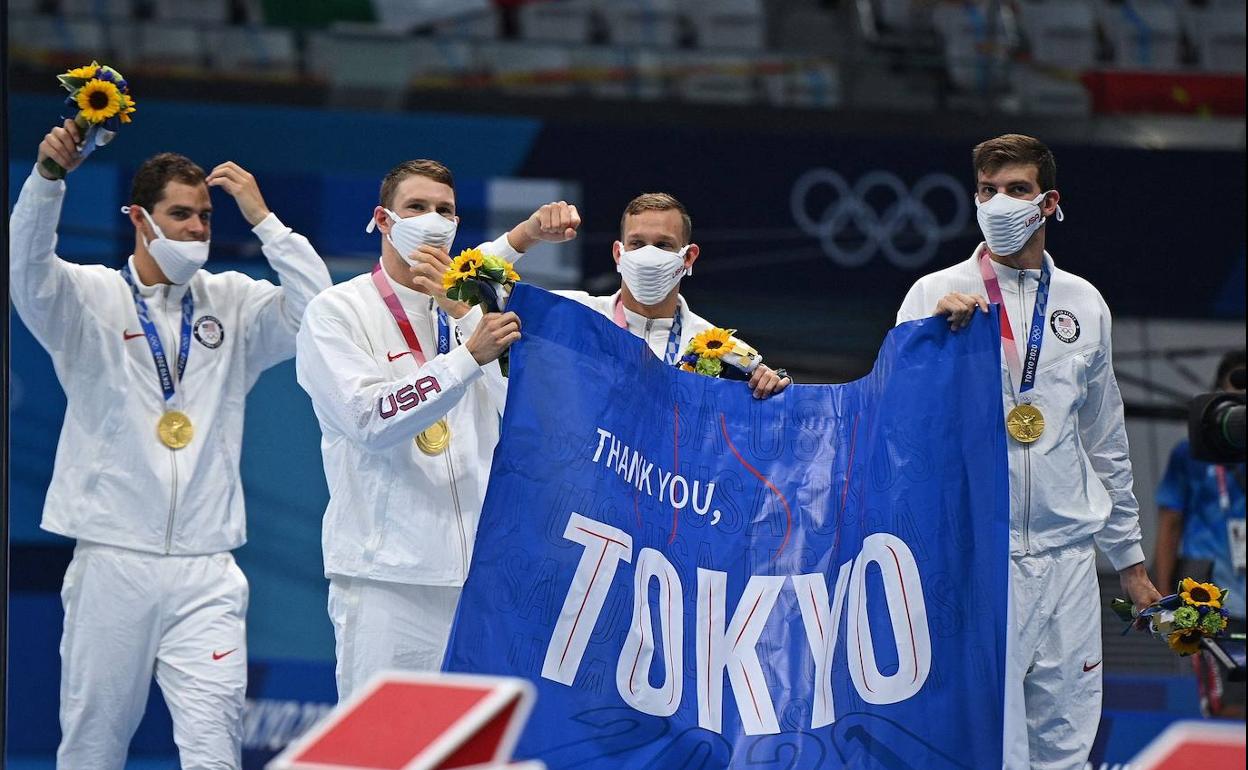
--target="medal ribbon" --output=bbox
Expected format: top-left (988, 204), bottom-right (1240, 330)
top-left (1215, 466), bottom-right (1230, 512)
top-left (121, 264), bottom-right (193, 407)
top-left (978, 249), bottom-right (1052, 396)
top-left (371, 263), bottom-right (450, 365)
top-left (613, 295), bottom-right (684, 365)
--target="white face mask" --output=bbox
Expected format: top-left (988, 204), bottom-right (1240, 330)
top-left (124, 205), bottom-right (210, 285)
top-left (366, 208), bottom-right (457, 266)
top-left (617, 243), bottom-right (690, 306)
top-left (974, 191), bottom-right (1064, 257)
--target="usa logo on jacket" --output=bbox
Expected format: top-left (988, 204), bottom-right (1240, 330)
top-left (194, 315), bottom-right (225, 349)
top-left (1050, 309), bottom-right (1080, 343)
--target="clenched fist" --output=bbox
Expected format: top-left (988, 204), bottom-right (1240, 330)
top-left (525, 200), bottom-right (581, 243)
top-left (507, 200), bottom-right (582, 253)
top-left (466, 312), bottom-right (521, 365)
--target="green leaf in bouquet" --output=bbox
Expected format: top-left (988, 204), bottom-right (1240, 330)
top-left (57, 75), bottom-right (89, 91)
top-left (448, 282), bottom-right (480, 304)
top-left (1109, 597), bottom-right (1136, 623)
top-left (479, 265), bottom-right (506, 282)
top-left (452, 282), bottom-right (482, 306)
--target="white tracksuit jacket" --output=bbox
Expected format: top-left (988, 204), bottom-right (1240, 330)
top-left (897, 247), bottom-right (1145, 570)
top-left (9, 166), bottom-right (332, 555)
top-left (295, 236), bottom-right (511, 586)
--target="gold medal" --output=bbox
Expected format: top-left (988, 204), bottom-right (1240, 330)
top-left (1006, 404), bottom-right (1045, 443)
top-left (158, 410), bottom-right (194, 449)
top-left (416, 418), bottom-right (451, 455)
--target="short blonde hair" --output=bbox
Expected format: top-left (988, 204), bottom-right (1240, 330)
top-left (380, 159), bottom-right (454, 209)
top-left (620, 192), bottom-right (691, 244)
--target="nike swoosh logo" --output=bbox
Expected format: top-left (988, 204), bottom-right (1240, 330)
top-left (387, 351), bottom-right (412, 362)
top-left (123, 330), bottom-right (145, 340)
top-left (212, 648), bottom-right (239, 661)
top-left (1083, 660), bottom-right (1102, 672)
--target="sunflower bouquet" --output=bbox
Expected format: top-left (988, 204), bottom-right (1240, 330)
top-left (1111, 578), bottom-right (1236, 656)
top-left (41, 61), bottom-right (137, 179)
top-left (442, 248), bottom-right (520, 374)
top-left (678, 328), bottom-right (762, 381)
top-left (442, 248), bottom-right (520, 313)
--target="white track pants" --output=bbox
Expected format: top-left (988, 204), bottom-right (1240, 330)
top-left (1005, 543), bottom-right (1103, 770)
top-left (57, 542), bottom-right (248, 770)
top-left (327, 576), bottom-right (461, 701)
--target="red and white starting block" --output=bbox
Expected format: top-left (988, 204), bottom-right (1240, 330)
top-left (1129, 719), bottom-right (1245, 770)
top-left (266, 671), bottom-right (540, 770)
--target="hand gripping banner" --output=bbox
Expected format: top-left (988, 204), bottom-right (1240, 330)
top-left (444, 285), bottom-right (1009, 769)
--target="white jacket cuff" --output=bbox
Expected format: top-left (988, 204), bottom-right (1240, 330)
top-left (28, 164), bottom-right (67, 197)
top-left (1106, 542), bottom-right (1146, 573)
top-left (252, 212), bottom-right (292, 245)
top-left (455, 304), bottom-right (485, 338)
top-left (442, 344), bottom-right (484, 386)
top-left (485, 232), bottom-right (524, 262)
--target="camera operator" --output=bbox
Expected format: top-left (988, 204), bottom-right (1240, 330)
top-left (1155, 350), bottom-right (1246, 717)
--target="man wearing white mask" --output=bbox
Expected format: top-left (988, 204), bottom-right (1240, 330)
top-left (500, 192), bottom-right (791, 398)
top-left (296, 159), bottom-right (528, 700)
top-left (895, 134), bottom-right (1161, 770)
top-left (9, 120), bottom-right (331, 767)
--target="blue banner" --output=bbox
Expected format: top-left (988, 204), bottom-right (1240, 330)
top-left (455, 284), bottom-right (1009, 767)
top-left (449, 285), bottom-right (1013, 763)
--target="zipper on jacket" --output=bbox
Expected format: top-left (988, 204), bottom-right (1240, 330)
top-left (444, 448), bottom-right (469, 574)
top-left (1017, 270), bottom-right (1032, 554)
top-left (165, 452), bottom-right (179, 554)
top-left (161, 287), bottom-right (180, 554)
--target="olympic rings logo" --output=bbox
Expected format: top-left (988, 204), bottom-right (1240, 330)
top-left (790, 169), bottom-right (970, 269)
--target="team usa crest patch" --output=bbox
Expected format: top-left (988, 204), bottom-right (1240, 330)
top-left (194, 315), bottom-right (225, 349)
top-left (1050, 309), bottom-right (1080, 343)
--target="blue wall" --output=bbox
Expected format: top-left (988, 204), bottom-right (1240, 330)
top-left (7, 93), bottom-right (542, 180)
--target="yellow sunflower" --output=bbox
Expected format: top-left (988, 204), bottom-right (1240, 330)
top-left (1166, 629), bottom-right (1203, 656)
top-left (504, 261), bottom-right (520, 283)
top-left (64, 62), bottom-right (100, 80)
top-left (118, 92), bottom-right (137, 124)
top-left (1179, 578), bottom-right (1222, 609)
top-left (690, 328), bottom-right (734, 359)
top-left (443, 249), bottom-right (485, 290)
top-left (75, 79), bottom-right (123, 124)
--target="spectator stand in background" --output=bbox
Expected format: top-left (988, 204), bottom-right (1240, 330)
top-left (7, 0), bottom-right (1244, 117)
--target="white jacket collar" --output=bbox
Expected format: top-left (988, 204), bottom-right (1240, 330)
top-left (126, 255), bottom-right (191, 303)
top-left (612, 289), bottom-right (690, 329)
top-left (377, 257), bottom-right (434, 309)
top-left (968, 244), bottom-right (1056, 287)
